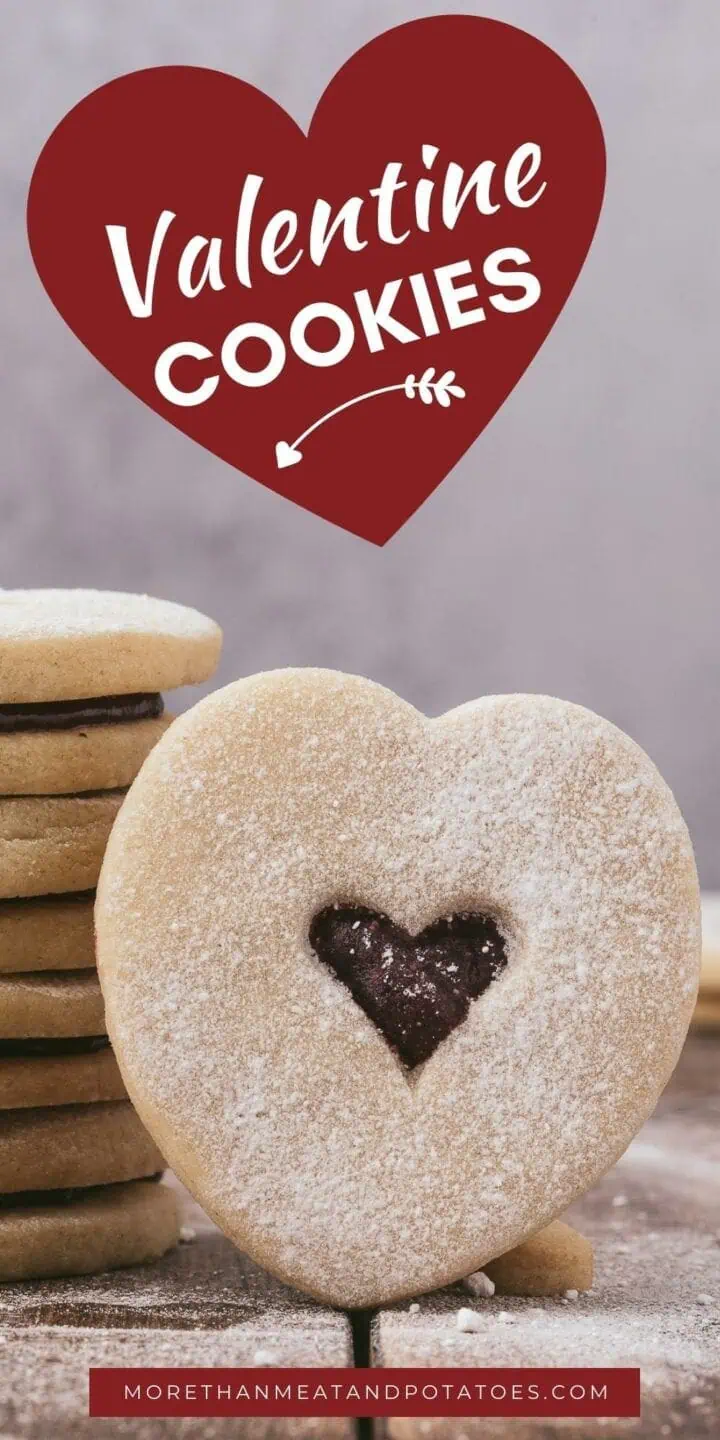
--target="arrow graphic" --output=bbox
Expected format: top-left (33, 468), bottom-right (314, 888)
top-left (275, 368), bottom-right (466, 469)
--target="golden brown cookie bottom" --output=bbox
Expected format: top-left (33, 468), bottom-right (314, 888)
top-left (0, 1100), bottom-right (164, 1193)
top-left (692, 993), bottom-right (720, 1030)
top-left (700, 952), bottom-right (720, 991)
top-left (0, 1178), bottom-right (179, 1282)
top-left (0, 792), bottom-right (125, 899)
top-left (0, 587), bottom-right (222, 704)
top-left (0, 969), bottom-right (105, 1038)
top-left (0, 713), bottom-right (172, 796)
top-left (0, 892), bottom-right (96, 973)
top-left (482, 1220), bottom-right (594, 1296)
top-left (0, 1045), bottom-right (126, 1109)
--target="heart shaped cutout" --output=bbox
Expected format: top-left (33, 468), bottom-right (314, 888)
top-left (27, 17), bottom-right (605, 542)
top-left (310, 904), bottom-right (507, 1068)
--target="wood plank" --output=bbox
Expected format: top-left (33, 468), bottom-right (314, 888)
top-left (0, 1189), bottom-right (354, 1438)
top-left (0, 1328), bottom-right (352, 1440)
top-left (373, 1033), bottom-right (720, 1439)
top-left (1, 1036), bottom-right (716, 1437)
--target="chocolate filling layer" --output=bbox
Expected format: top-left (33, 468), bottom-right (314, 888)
top-left (0, 889), bottom-right (95, 914)
top-left (0, 1035), bottom-right (109, 1059)
top-left (310, 905), bottom-right (507, 1069)
top-left (0, 1173), bottom-right (164, 1210)
top-left (0, 692), bottom-right (164, 733)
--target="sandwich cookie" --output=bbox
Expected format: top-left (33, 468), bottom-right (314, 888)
top-left (0, 589), bottom-right (221, 797)
top-left (0, 1177), bottom-right (179, 1282)
top-left (0, 700), bottom-right (172, 796)
top-left (96, 669), bottom-right (700, 1309)
top-left (0, 892), bottom-right (95, 973)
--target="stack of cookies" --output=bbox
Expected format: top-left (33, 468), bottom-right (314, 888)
top-left (0, 589), bottom-right (221, 1282)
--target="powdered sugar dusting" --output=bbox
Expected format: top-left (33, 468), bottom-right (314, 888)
top-left (0, 590), bottom-right (218, 643)
top-left (96, 670), bottom-right (701, 1308)
top-left (0, 589), bottom-right (222, 703)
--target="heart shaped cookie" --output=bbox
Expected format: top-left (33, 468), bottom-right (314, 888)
top-left (96, 671), bottom-right (700, 1307)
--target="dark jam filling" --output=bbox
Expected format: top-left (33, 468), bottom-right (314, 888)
top-left (0, 1035), bottom-right (109, 1059)
top-left (0, 1173), bottom-right (164, 1210)
top-left (0, 889), bottom-right (95, 913)
top-left (0, 692), bottom-right (164, 733)
top-left (310, 905), bottom-right (507, 1070)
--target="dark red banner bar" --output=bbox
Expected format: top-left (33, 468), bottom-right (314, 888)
top-left (89, 1366), bottom-right (641, 1418)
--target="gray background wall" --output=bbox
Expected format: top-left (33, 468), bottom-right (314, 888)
top-left (1, 1), bottom-right (718, 884)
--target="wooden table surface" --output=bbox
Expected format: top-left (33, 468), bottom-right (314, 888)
top-left (0, 1033), bottom-right (717, 1439)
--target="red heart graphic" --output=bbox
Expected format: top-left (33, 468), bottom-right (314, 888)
top-left (27, 17), bottom-right (605, 544)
